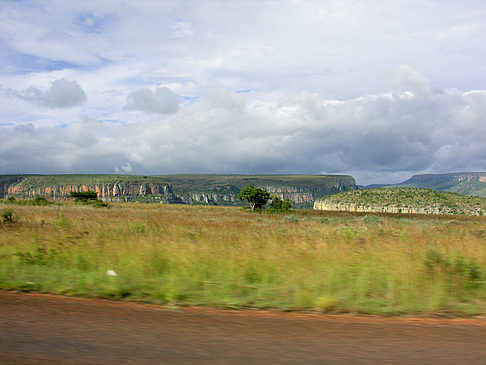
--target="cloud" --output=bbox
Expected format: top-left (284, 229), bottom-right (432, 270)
top-left (393, 65), bottom-right (431, 95)
top-left (124, 87), bottom-right (179, 114)
top-left (171, 19), bottom-right (194, 38)
top-left (8, 78), bottom-right (87, 109)
top-left (2, 81), bottom-right (486, 184)
top-left (1, 2), bottom-right (486, 184)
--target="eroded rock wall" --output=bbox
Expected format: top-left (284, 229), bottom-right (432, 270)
top-left (313, 201), bottom-right (484, 216)
top-left (6, 183), bottom-right (181, 203)
top-left (2, 174), bottom-right (356, 208)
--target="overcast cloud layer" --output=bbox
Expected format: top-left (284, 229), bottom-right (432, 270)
top-left (1, 0), bottom-right (485, 185)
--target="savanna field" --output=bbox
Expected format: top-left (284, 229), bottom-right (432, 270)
top-left (1, 201), bottom-right (486, 316)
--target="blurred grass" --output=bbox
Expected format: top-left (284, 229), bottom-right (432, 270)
top-left (1, 202), bottom-right (486, 315)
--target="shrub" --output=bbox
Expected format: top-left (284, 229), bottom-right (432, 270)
top-left (92, 199), bottom-right (109, 208)
top-left (30, 196), bottom-right (52, 206)
top-left (15, 247), bottom-right (60, 266)
top-left (424, 248), bottom-right (483, 290)
top-left (1, 208), bottom-right (18, 224)
top-left (70, 191), bottom-right (98, 202)
top-left (283, 214), bottom-right (301, 222)
top-left (361, 214), bottom-right (384, 225)
top-left (269, 195), bottom-right (292, 212)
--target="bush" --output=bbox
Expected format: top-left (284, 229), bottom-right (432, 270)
top-left (70, 191), bottom-right (98, 202)
top-left (283, 214), bottom-right (301, 222)
top-left (424, 248), bottom-right (483, 290)
top-left (92, 199), bottom-right (109, 208)
top-left (269, 195), bottom-right (292, 212)
top-left (70, 191), bottom-right (108, 207)
top-left (29, 196), bottom-right (52, 206)
top-left (1, 209), bottom-right (18, 224)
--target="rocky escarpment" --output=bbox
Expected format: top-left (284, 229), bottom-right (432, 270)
top-left (2, 174), bottom-right (356, 208)
top-left (314, 201), bottom-right (449, 215)
top-left (314, 188), bottom-right (486, 216)
top-left (259, 183), bottom-right (349, 204)
top-left (178, 187), bottom-right (329, 206)
top-left (0, 175), bottom-right (25, 199)
top-left (382, 172), bottom-right (486, 198)
top-left (162, 174), bottom-right (356, 208)
top-left (5, 177), bottom-right (182, 203)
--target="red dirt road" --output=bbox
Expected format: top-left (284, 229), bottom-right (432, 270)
top-left (1, 292), bottom-right (486, 364)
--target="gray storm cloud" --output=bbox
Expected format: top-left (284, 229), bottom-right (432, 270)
top-left (1, 83), bottom-right (485, 184)
top-left (124, 87), bottom-right (180, 114)
top-left (8, 78), bottom-right (87, 109)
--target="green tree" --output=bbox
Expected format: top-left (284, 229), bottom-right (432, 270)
top-left (238, 185), bottom-right (270, 212)
top-left (70, 191), bottom-right (98, 202)
top-left (269, 195), bottom-right (292, 212)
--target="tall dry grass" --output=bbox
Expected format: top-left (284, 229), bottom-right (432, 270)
top-left (1, 202), bottom-right (485, 315)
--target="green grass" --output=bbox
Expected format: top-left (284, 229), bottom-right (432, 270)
top-left (10, 174), bottom-right (168, 188)
top-left (1, 202), bottom-right (486, 316)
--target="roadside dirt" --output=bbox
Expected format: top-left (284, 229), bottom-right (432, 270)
top-left (1, 291), bottom-right (486, 364)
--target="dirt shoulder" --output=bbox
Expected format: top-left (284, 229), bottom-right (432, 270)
top-left (1, 291), bottom-right (486, 364)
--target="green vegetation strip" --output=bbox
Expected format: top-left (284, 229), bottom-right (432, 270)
top-left (11, 174), bottom-right (168, 188)
top-left (1, 202), bottom-right (486, 316)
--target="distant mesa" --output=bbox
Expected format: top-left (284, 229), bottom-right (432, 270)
top-left (0, 174), bottom-right (356, 209)
top-left (363, 172), bottom-right (486, 198)
top-left (314, 187), bottom-right (486, 216)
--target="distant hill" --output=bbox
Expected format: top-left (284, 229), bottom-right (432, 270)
top-left (1, 174), bottom-right (356, 209)
top-left (314, 187), bottom-right (486, 216)
top-left (0, 175), bottom-right (31, 199)
top-left (363, 172), bottom-right (486, 197)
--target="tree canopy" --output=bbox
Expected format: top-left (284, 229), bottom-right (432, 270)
top-left (70, 191), bottom-right (98, 202)
top-left (238, 185), bottom-right (270, 212)
top-left (269, 195), bottom-right (292, 212)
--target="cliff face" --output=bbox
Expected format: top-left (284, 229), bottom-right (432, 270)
top-left (260, 183), bottom-right (350, 204)
top-left (0, 176), bottom-right (25, 199)
top-left (173, 180), bottom-right (354, 207)
top-left (6, 182), bottom-right (182, 203)
top-left (313, 201), bottom-right (450, 215)
top-left (313, 188), bottom-right (486, 216)
top-left (2, 174), bottom-right (356, 208)
top-left (178, 188), bottom-right (320, 206)
top-left (395, 172), bottom-right (486, 197)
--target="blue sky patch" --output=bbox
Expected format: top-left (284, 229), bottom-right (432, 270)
top-left (0, 45), bottom-right (80, 74)
top-left (76, 12), bottom-right (117, 34)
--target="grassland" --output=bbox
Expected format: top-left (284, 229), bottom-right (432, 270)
top-left (1, 201), bottom-right (486, 316)
top-left (11, 174), bottom-right (167, 188)
top-left (156, 173), bottom-right (354, 189)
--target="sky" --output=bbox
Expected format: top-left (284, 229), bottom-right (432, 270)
top-left (1, 0), bottom-right (485, 185)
